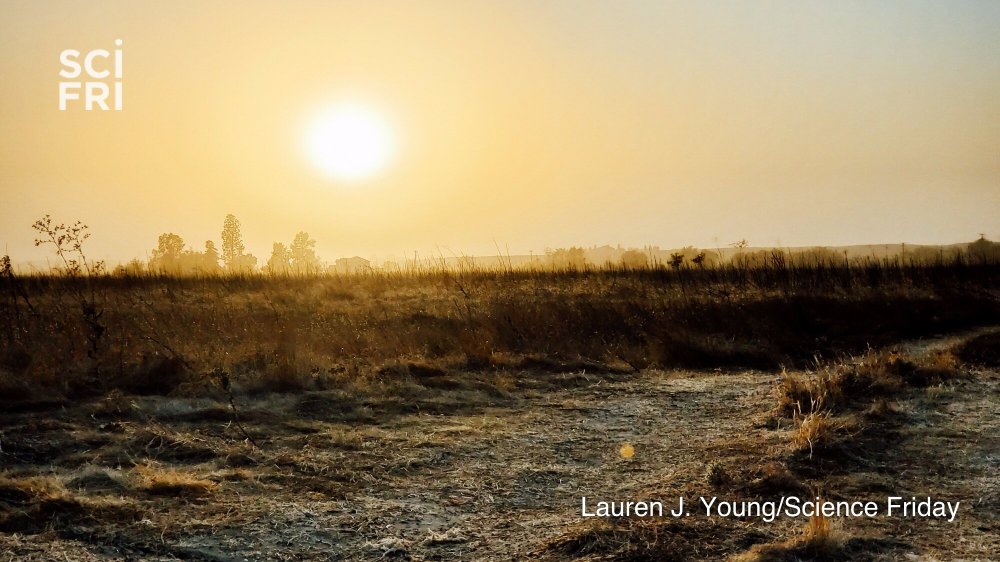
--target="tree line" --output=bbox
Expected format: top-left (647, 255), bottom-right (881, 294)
top-left (118, 214), bottom-right (323, 276)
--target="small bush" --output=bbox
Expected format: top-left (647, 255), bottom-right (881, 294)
top-left (705, 461), bottom-right (730, 488)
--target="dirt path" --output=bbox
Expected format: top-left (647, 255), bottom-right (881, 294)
top-left (1, 330), bottom-right (997, 561)
top-left (162, 369), bottom-right (782, 561)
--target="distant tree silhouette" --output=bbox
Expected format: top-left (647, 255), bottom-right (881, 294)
top-left (265, 242), bottom-right (292, 275)
top-left (620, 249), bottom-right (648, 268)
top-left (113, 258), bottom-right (146, 276)
top-left (967, 236), bottom-right (1000, 263)
top-left (290, 232), bottom-right (321, 274)
top-left (236, 253), bottom-right (258, 272)
top-left (150, 233), bottom-right (185, 274)
top-left (221, 214), bottom-right (244, 272)
top-left (201, 241), bottom-right (222, 275)
top-left (178, 248), bottom-right (201, 273)
top-left (546, 247), bottom-right (587, 269)
top-left (220, 214), bottom-right (256, 273)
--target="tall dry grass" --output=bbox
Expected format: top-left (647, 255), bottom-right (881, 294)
top-left (1, 258), bottom-right (997, 401)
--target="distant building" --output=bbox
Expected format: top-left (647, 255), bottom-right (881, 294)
top-left (333, 256), bottom-right (371, 273)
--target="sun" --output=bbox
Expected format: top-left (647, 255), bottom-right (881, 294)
top-left (303, 103), bottom-right (396, 182)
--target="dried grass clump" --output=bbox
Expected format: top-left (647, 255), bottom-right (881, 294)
top-left (775, 373), bottom-right (838, 417)
top-left (117, 427), bottom-right (220, 464)
top-left (800, 512), bottom-right (838, 550)
top-left (546, 520), bottom-right (687, 560)
top-left (792, 412), bottom-right (837, 458)
top-left (0, 474), bottom-right (67, 505)
top-left (378, 359), bottom-right (448, 380)
top-left (133, 464), bottom-right (215, 497)
top-left (832, 357), bottom-right (904, 401)
top-left (734, 512), bottom-right (843, 561)
top-left (744, 463), bottom-right (810, 497)
top-left (776, 348), bottom-right (954, 419)
top-left (0, 474), bottom-right (139, 533)
top-left (547, 517), bottom-right (750, 561)
top-left (887, 359), bottom-right (959, 388)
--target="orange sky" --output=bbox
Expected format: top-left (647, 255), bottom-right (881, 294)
top-left (2, 0), bottom-right (999, 265)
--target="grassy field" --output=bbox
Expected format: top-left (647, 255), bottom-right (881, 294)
top-left (2, 259), bottom-right (998, 399)
top-left (1, 262), bottom-right (998, 560)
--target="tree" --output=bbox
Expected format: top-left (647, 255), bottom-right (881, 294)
top-left (620, 249), bottom-right (648, 269)
top-left (668, 253), bottom-right (685, 269)
top-left (178, 248), bottom-right (202, 274)
top-left (220, 214), bottom-right (256, 273)
top-left (691, 252), bottom-right (707, 268)
top-left (234, 253), bottom-right (257, 272)
top-left (967, 236), bottom-right (1000, 263)
top-left (150, 233), bottom-right (185, 274)
top-left (290, 232), bottom-right (321, 274)
top-left (265, 242), bottom-right (292, 275)
top-left (201, 241), bottom-right (222, 275)
top-left (221, 214), bottom-right (245, 272)
top-left (546, 247), bottom-right (587, 269)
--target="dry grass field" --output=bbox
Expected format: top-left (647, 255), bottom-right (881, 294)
top-left (1, 263), bottom-right (998, 560)
top-left (6, 0), bottom-right (1000, 558)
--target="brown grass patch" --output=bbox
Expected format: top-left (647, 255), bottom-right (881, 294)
top-left (0, 474), bottom-right (140, 533)
top-left (742, 463), bottom-right (810, 498)
top-left (545, 518), bottom-right (743, 561)
top-left (791, 412), bottom-right (851, 458)
top-left (116, 427), bottom-right (221, 464)
top-left (133, 464), bottom-right (215, 497)
top-left (775, 349), bottom-right (961, 419)
top-left (735, 513), bottom-right (843, 561)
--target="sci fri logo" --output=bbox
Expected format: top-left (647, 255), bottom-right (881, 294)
top-left (59, 39), bottom-right (123, 111)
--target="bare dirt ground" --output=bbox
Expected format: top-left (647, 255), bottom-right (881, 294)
top-left (1, 331), bottom-right (997, 561)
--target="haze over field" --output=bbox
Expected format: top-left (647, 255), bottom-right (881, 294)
top-left (2, 0), bottom-right (999, 263)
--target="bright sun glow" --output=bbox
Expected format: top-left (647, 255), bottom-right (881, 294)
top-left (303, 103), bottom-right (396, 182)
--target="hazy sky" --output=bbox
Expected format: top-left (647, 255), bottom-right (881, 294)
top-left (2, 0), bottom-right (999, 264)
